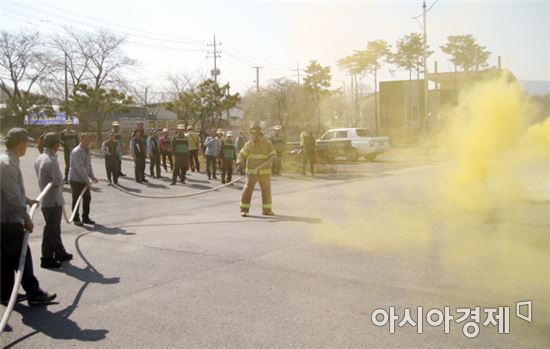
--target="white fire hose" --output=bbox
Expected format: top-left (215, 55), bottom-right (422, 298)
top-left (0, 182), bottom-right (52, 334)
top-left (0, 181), bottom-right (89, 335)
top-left (0, 159), bottom-right (272, 334)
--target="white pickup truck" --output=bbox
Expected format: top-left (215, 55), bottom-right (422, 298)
top-left (316, 128), bottom-right (390, 161)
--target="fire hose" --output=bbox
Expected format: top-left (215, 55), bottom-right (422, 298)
top-left (104, 159), bottom-right (272, 199)
top-left (0, 182), bottom-right (53, 334)
top-left (0, 159), bottom-right (272, 334)
top-left (0, 182), bottom-right (89, 335)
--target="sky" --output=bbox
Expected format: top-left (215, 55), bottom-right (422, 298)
top-left (1, 0), bottom-right (549, 99)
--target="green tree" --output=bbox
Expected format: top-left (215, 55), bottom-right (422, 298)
top-left (0, 31), bottom-right (52, 128)
top-left (338, 40), bottom-right (391, 131)
top-left (64, 84), bottom-right (132, 141)
top-left (165, 79), bottom-right (240, 130)
top-left (303, 60), bottom-right (331, 130)
top-left (196, 80), bottom-right (240, 130)
top-left (393, 33), bottom-right (433, 81)
top-left (441, 34), bottom-right (491, 72)
top-left (164, 89), bottom-right (200, 127)
top-left (337, 54), bottom-right (363, 127)
top-left (393, 33), bottom-right (433, 128)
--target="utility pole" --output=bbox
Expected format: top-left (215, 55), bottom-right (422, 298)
top-left (422, 0), bottom-right (429, 156)
top-left (293, 62), bottom-right (301, 85)
top-left (145, 88), bottom-right (148, 105)
top-left (64, 52), bottom-right (68, 119)
top-left (252, 66), bottom-right (262, 94)
top-left (207, 34), bottom-right (222, 85)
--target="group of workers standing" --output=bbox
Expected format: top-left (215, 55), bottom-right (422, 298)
top-left (1, 126), bottom-right (99, 307)
top-left (116, 121), bottom-right (291, 186)
top-left (0, 119), bottom-right (317, 308)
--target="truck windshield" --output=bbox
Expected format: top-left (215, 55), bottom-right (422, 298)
top-left (356, 129), bottom-right (374, 137)
top-left (320, 132), bottom-right (334, 140)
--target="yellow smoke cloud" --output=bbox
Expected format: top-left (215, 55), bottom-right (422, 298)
top-left (308, 74), bottom-right (550, 335)
top-left (439, 75), bottom-right (539, 212)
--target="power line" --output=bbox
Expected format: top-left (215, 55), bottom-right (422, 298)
top-left (8, 3), bottom-right (207, 48)
top-left (32, 0), bottom-right (207, 45)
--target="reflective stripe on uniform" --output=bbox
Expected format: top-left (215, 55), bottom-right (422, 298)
top-left (269, 151), bottom-right (277, 156)
top-left (239, 149), bottom-right (249, 157)
top-left (240, 202), bottom-right (251, 208)
top-left (248, 153), bottom-right (269, 160)
top-left (246, 168), bottom-right (272, 175)
top-left (262, 203), bottom-right (272, 209)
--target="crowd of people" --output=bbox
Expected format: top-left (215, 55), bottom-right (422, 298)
top-left (117, 121), bottom-right (293, 186)
top-left (1, 120), bottom-right (317, 308)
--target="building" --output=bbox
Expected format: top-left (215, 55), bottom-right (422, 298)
top-left (376, 68), bottom-right (515, 144)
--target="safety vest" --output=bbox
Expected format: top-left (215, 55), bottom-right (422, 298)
top-left (171, 136), bottom-right (188, 156)
top-left (163, 137), bottom-right (172, 151)
top-left (238, 136), bottom-right (276, 176)
top-left (221, 142), bottom-right (236, 160)
top-left (187, 131), bottom-right (200, 151)
top-left (300, 132), bottom-right (315, 150)
top-left (61, 131), bottom-right (79, 151)
top-left (271, 135), bottom-right (285, 152)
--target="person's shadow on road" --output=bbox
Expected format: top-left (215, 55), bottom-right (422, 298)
top-left (51, 262), bottom-right (120, 285)
top-left (248, 215), bottom-right (322, 224)
top-left (83, 224), bottom-right (135, 236)
top-left (2, 306), bottom-right (109, 348)
top-left (3, 231), bottom-right (114, 348)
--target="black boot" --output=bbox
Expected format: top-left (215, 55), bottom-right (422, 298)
top-left (41, 257), bottom-right (62, 269)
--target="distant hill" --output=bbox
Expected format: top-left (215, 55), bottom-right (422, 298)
top-left (520, 80), bottom-right (550, 96)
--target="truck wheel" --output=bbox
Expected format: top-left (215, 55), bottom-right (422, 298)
top-left (364, 154), bottom-right (377, 162)
top-left (346, 148), bottom-right (359, 162)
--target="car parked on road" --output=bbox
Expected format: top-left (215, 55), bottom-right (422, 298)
top-left (316, 128), bottom-right (390, 162)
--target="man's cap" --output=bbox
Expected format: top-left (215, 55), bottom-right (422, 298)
top-left (6, 128), bottom-right (33, 143)
top-left (273, 125), bottom-right (282, 131)
top-left (43, 132), bottom-right (60, 147)
top-left (187, 126), bottom-right (193, 130)
top-left (64, 119), bottom-right (73, 125)
top-left (226, 131), bottom-right (233, 137)
top-left (112, 121), bottom-right (120, 126)
top-left (249, 122), bottom-right (262, 133)
top-left (216, 128), bottom-right (223, 134)
top-left (177, 124), bottom-right (185, 130)
top-left (162, 128), bottom-right (169, 132)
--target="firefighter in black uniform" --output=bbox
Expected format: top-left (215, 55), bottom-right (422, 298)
top-left (60, 119), bottom-right (79, 184)
top-left (270, 125), bottom-right (285, 176)
top-left (220, 131), bottom-right (236, 184)
top-left (171, 124), bottom-right (189, 185)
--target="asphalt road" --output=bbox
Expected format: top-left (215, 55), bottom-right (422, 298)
top-left (1, 147), bottom-right (548, 348)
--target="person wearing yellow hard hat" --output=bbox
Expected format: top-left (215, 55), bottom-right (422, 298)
top-left (204, 129), bottom-right (222, 180)
top-left (270, 125), bottom-right (285, 176)
top-left (236, 122), bottom-right (277, 216)
top-left (159, 128), bottom-right (173, 173)
top-left (170, 124), bottom-right (189, 185)
top-left (186, 125), bottom-right (201, 173)
top-left (219, 131), bottom-right (236, 184)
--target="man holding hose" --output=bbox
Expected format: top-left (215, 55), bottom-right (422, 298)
top-left (1, 128), bottom-right (57, 306)
top-left (35, 132), bottom-right (73, 269)
top-left (69, 133), bottom-right (98, 226)
top-left (236, 122), bottom-right (277, 217)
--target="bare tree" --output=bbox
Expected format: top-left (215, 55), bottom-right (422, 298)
top-left (0, 31), bottom-right (53, 128)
